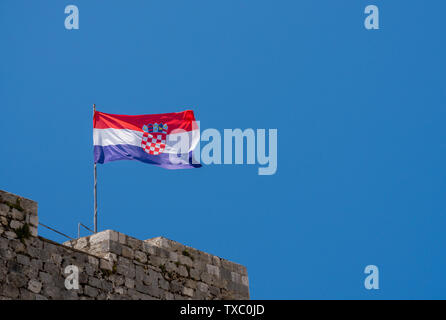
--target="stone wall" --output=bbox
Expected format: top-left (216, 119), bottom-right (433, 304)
top-left (0, 190), bottom-right (249, 300)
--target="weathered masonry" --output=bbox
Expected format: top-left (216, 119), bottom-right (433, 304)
top-left (0, 190), bottom-right (249, 300)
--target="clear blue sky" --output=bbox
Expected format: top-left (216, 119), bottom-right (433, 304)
top-left (1, 1), bottom-right (445, 299)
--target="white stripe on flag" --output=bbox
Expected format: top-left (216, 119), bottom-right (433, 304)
top-left (93, 128), bottom-right (200, 154)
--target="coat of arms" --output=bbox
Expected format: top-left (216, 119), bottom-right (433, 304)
top-left (141, 123), bottom-right (168, 155)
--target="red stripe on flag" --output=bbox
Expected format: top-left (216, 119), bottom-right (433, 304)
top-left (93, 110), bottom-right (198, 133)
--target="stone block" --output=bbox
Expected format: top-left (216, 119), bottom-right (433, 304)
top-left (1, 216), bottom-right (8, 226)
top-left (118, 232), bottom-right (126, 244)
top-left (0, 238), bottom-right (7, 250)
top-left (184, 279), bottom-right (197, 289)
top-left (17, 254), bottom-right (30, 266)
top-left (116, 264), bottom-right (135, 279)
top-left (107, 230), bottom-right (119, 242)
top-left (231, 272), bottom-right (241, 284)
top-left (178, 254), bottom-right (193, 267)
top-left (125, 278), bottom-right (135, 289)
top-left (165, 261), bottom-right (178, 273)
top-left (84, 285), bottom-right (99, 298)
top-left (206, 264), bottom-right (220, 278)
top-left (8, 261), bottom-right (23, 273)
top-left (178, 265), bottom-right (189, 277)
top-left (121, 246), bottom-right (134, 259)
top-left (44, 241), bottom-right (60, 253)
top-left (109, 274), bottom-right (125, 287)
top-left (50, 253), bottom-right (62, 266)
top-left (74, 237), bottom-right (88, 250)
top-left (84, 264), bottom-right (96, 276)
top-left (28, 214), bottom-right (38, 228)
top-left (146, 237), bottom-right (171, 249)
top-left (114, 286), bottom-right (126, 295)
top-left (9, 220), bottom-right (23, 230)
top-left (158, 247), bottom-right (170, 259)
top-left (61, 290), bottom-right (79, 300)
top-left (197, 282), bottom-right (209, 293)
top-left (146, 285), bottom-right (161, 298)
top-left (142, 242), bottom-right (156, 255)
top-left (162, 291), bottom-right (174, 300)
top-left (221, 259), bottom-right (237, 272)
top-left (22, 265), bottom-right (38, 279)
top-left (28, 246), bottom-right (46, 259)
top-left (29, 226), bottom-right (38, 237)
top-left (28, 280), bottom-right (42, 294)
top-left (88, 277), bottom-right (102, 289)
top-left (189, 268), bottom-right (200, 280)
top-left (104, 252), bottom-right (117, 262)
top-left (7, 272), bottom-right (28, 288)
top-left (88, 255), bottom-right (99, 266)
top-left (102, 281), bottom-right (113, 292)
top-left (10, 239), bottom-right (25, 253)
top-left (39, 272), bottom-right (53, 284)
top-left (135, 265), bottom-right (145, 282)
top-left (11, 209), bottom-right (25, 221)
top-left (43, 262), bottom-right (59, 275)
top-left (183, 287), bottom-right (194, 297)
top-left (99, 259), bottom-right (113, 271)
top-left (107, 240), bottom-right (122, 255)
top-left (134, 250), bottom-right (147, 263)
top-left (0, 203), bottom-right (10, 215)
top-left (148, 255), bottom-right (165, 267)
top-left (30, 259), bottom-right (43, 270)
top-left (212, 255), bottom-right (221, 267)
top-left (19, 197), bottom-right (37, 215)
top-left (2, 284), bottom-right (19, 298)
top-left (241, 275), bottom-right (249, 286)
top-left (158, 278), bottom-right (169, 290)
top-left (169, 280), bottom-right (183, 294)
top-left (209, 285), bottom-right (220, 296)
top-left (89, 231), bottom-right (111, 244)
top-left (20, 288), bottom-right (36, 300)
top-left (0, 191), bottom-right (19, 206)
top-left (127, 237), bottom-right (142, 251)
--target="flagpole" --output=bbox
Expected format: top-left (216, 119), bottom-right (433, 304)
top-left (93, 104), bottom-right (98, 233)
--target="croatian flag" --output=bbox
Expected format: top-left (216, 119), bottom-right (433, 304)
top-left (93, 110), bottom-right (201, 169)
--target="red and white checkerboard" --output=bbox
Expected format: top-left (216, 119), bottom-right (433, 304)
top-left (141, 132), bottom-right (166, 155)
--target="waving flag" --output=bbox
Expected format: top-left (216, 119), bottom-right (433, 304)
top-left (93, 110), bottom-right (201, 169)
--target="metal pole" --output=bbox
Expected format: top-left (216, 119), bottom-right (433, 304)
top-left (39, 222), bottom-right (75, 241)
top-left (78, 222), bottom-right (95, 238)
top-left (93, 104), bottom-right (98, 233)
